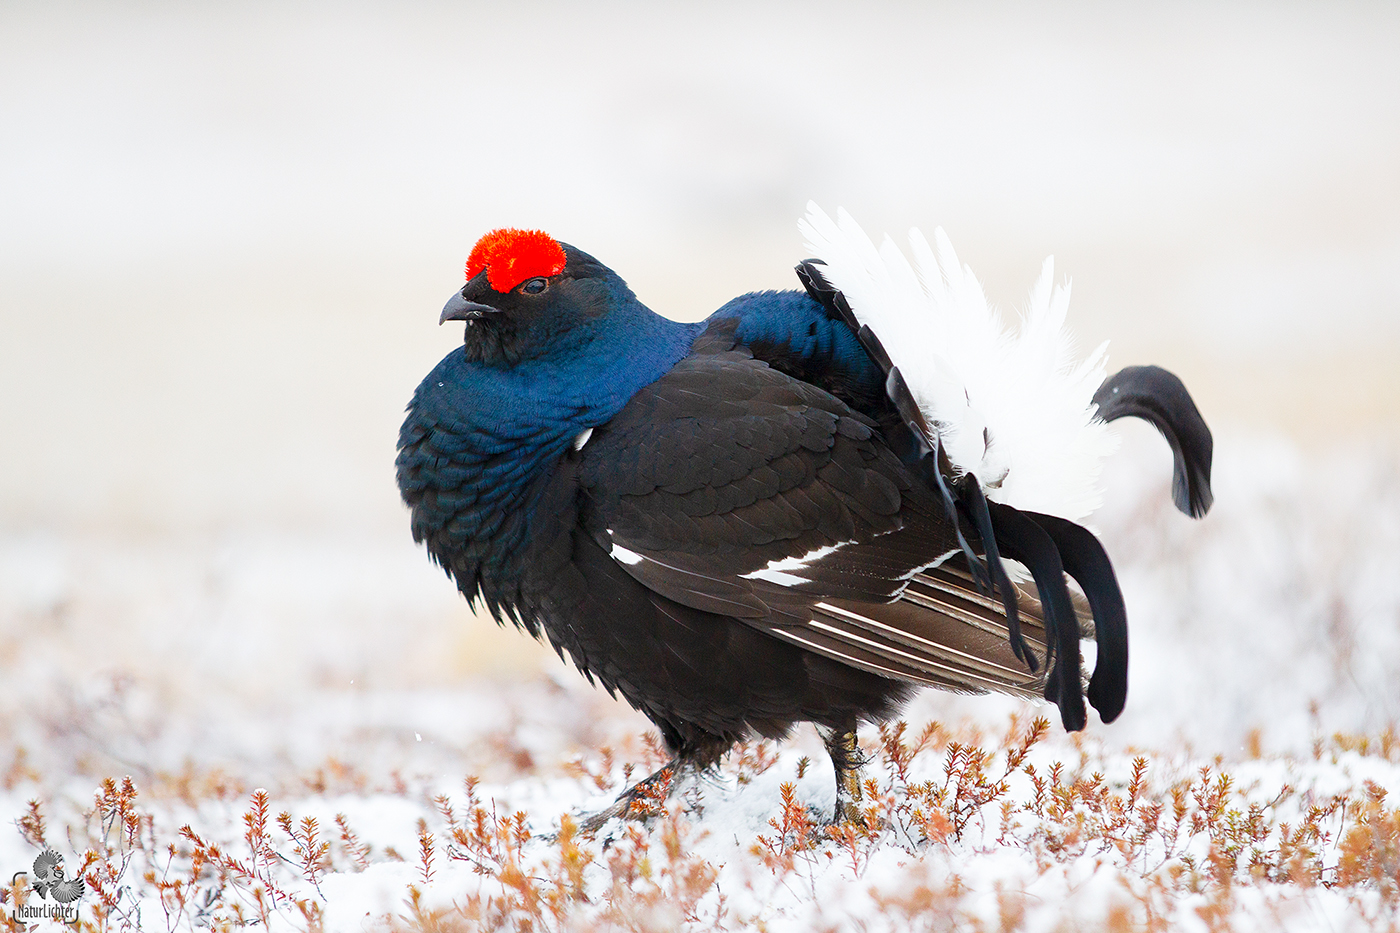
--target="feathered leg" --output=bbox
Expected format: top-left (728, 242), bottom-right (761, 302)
top-left (818, 724), bottom-right (866, 824)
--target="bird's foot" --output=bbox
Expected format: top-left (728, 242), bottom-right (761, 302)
top-left (578, 759), bottom-right (682, 834)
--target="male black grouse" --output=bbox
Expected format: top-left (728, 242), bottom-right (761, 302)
top-left (396, 206), bottom-right (1213, 822)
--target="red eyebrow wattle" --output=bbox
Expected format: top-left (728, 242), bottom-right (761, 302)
top-left (466, 228), bottom-right (567, 292)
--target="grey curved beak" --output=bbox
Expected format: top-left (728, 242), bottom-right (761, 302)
top-left (440, 292), bottom-right (499, 324)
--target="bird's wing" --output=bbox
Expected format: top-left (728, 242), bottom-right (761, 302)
top-left (53, 877), bottom-right (85, 904)
top-left (32, 849), bottom-right (58, 885)
top-left (578, 325), bottom-right (1058, 701)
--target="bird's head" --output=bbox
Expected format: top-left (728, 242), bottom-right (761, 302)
top-left (440, 228), bottom-right (633, 365)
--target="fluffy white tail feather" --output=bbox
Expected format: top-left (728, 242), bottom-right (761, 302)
top-left (799, 203), bottom-right (1118, 522)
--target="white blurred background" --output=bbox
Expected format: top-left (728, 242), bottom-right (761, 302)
top-left (1, 2), bottom-right (1398, 781)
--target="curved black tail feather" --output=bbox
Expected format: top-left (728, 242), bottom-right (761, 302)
top-left (797, 260), bottom-right (1133, 730)
top-left (1026, 512), bottom-right (1128, 723)
top-left (1093, 365), bottom-right (1214, 518)
top-left (790, 263), bottom-right (1212, 733)
top-left (984, 501), bottom-right (1087, 732)
top-left (956, 476), bottom-right (1032, 671)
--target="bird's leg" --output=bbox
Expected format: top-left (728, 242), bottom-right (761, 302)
top-left (578, 757), bottom-right (684, 833)
top-left (819, 725), bottom-right (866, 824)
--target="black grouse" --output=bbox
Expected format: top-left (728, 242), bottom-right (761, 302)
top-left (395, 207), bottom-right (1213, 821)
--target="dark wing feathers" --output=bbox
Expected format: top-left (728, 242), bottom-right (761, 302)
top-left (582, 342), bottom-right (918, 579)
top-left (517, 472), bottom-right (912, 755)
top-left (815, 594), bottom-right (1042, 693)
top-left (577, 326), bottom-right (1074, 708)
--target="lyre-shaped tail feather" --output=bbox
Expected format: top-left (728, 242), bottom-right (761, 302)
top-left (1027, 512), bottom-right (1129, 722)
top-left (1094, 365), bottom-right (1214, 519)
top-left (793, 207), bottom-right (1214, 730)
top-left (794, 257), bottom-right (1127, 731)
top-left (982, 502), bottom-right (1087, 730)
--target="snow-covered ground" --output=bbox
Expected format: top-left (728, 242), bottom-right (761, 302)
top-left (2, 435), bottom-right (1398, 929)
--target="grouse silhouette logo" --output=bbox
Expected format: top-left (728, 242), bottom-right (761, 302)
top-left (9, 847), bottom-right (85, 923)
top-left (31, 848), bottom-right (85, 903)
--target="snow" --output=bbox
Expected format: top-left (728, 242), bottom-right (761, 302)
top-left (1, 436), bottom-right (1397, 929)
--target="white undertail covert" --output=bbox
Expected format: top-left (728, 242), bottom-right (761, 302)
top-left (799, 203), bottom-right (1119, 523)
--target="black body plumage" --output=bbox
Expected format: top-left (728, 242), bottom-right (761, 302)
top-left (397, 233), bottom-right (1214, 800)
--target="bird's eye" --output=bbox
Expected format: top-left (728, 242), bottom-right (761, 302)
top-left (520, 277), bottom-right (548, 295)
